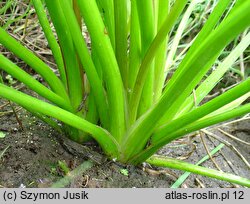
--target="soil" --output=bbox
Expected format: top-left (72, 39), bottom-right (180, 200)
top-left (0, 101), bottom-right (249, 188)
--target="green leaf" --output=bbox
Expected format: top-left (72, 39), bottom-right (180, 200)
top-left (0, 131), bottom-right (6, 139)
top-left (51, 161), bottom-right (93, 188)
top-left (120, 168), bottom-right (129, 176)
top-left (129, 0), bottom-right (188, 124)
top-left (77, 0), bottom-right (126, 141)
top-left (0, 27), bottom-right (68, 99)
top-left (58, 160), bottom-right (70, 175)
top-left (45, 0), bottom-right (83, 111)
top-left (114, 0), bottom-right (128, 88)
top-left (147, 155), bottom-right (250, 187)
top-left (122, 1), bottom-right (250, 162)
top-left (175, 31), bottom-right (250, 118)
top-left (171, 143), bottom-right (225, 188)
top-left (0, 54), bottom-right (72, 111)
top-left (0, 84), bottom-right (120, 159)
top-left (32, 0), bottom-right (66, 86)
top-left (57, 0), bottom-right (109, 129)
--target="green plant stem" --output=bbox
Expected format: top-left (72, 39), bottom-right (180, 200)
top-left (114, 0), bottom-right (128, 88)
top-left (160, 0), bottom-right (233, 122)
top-left (158, 0), bottom-right (249, 125)
top-left (122, 1), bottom-right (250, 162)
top-left (154, 0), bottom-right (169, 102)
top-left (32, 0), bottom-right (66, 87)
top-left (147, 155), bottom-right (250, 187)
top-left (3, 2), bottom-right (32, 30)
top-left (0, 84), bottom-right (120, 158)
top-left (176, 31), bottom-right (250, 117)
top-left (57, 0), bottom-right (109, 129)
top-left (171, 143), bottom-right (225, 188)
top-left (96, 0), bottom-right (115, 50)
top-left (152, 78), bottom-right (250, 143)
top-left (125, 76), bottom-right (250, 163)
top-left (134, 0), bottom-right (155, 119)
top-left (128, 0), bottom-right (141, 100)
top-left (73, 0), bottom-right (82, 29)
top-left (206, 92), bottom-right (250, 118)
top-left (0, 54), bottom-right (72, 111)
top-left (0, 27), bottom-right (68, 99)
top-left (165, 0), bottom-right (198, 74)
top-left (129, 103), bottom-right (250, 164)
top-left (45, 0), bottom-right (83, 111)
top-left (129, 0), bottom-right (188, 124)
top-left (0, 0), bottom-right (12, 15)
top-left (77, 0), bottom-right (126, 142)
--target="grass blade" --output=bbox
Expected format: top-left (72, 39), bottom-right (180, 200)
top-left (51, 160), bottom-right (93, 188)
top-left (0, 146), bottom-right (10, 160)
top-left (171, 143), bottom-right (225, 188)
top-left (77, 0), bottom-right (126, 141)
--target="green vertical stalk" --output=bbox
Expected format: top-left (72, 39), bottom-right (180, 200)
top-left (164, 0), bottom-right (198, 74)
top-left (136, 0), bottom-right (155, 118)
top-left (58, 0), bottom-right (109, 129)
top-left (122, 1), bottom-right (250, 162)
top-left (32, 0), bottom-right (67, 87)
top-left (73, 0), bottom-right (82, 28)
top-left (128, 0), bottom-right (141, 100)
top-left (45, 0), bottom-right (83, 112)
top-left (96, 0), bottom-right (115, 50)
top-left (128, 0), bottom-right (155, 122)
top-left (114, 0), bottom-right (128, 88)
top-left (154, 0), bottom-right (169, 102)
top-left (128, 0), bottom-right (188, 124)
top-left (77, 0), bottom-right (126, 142)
